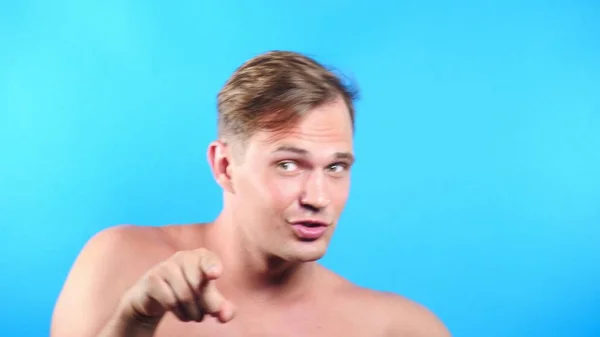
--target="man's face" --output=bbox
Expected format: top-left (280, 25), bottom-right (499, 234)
top-left (230, 98), bottom-right (354, 262)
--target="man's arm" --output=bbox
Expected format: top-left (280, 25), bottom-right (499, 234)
top-left (382, 293), bottom-right (451, 337)
top-left (50, 225), bottom-right (160, 337)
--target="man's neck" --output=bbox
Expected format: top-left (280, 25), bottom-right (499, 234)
top-left (203, 214), bottom-right (318, 302)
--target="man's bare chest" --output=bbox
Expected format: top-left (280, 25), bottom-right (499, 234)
top-left (155, 309), bottom-right (382, 337)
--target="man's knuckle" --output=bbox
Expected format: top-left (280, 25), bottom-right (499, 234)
top-left (173, 250), bottom-right (190, 262)
top-left (163, 261), bottom-right (181, 275)
top-left (172, 250), bottom-right (183, 258)
top-left (195, 247), bottom-right (209, 256)
top-left (144, 272), bottom-right (162, 290)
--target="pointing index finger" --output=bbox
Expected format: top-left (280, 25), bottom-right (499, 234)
top-left (201, 280), bottom-right (224, 313)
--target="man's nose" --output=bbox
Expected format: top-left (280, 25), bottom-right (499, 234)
top-left (300, 171), bottom-right (331, 211)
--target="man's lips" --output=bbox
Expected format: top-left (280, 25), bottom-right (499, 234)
top-left (288, 219), bottom-right (330, 227)
top-left (288, 219), bottom-right (330, 240)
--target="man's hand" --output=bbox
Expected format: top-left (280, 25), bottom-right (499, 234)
top-left (116, 248), bottom-right (235, 327)
top-left (52, 226), bottom-right (236, 337)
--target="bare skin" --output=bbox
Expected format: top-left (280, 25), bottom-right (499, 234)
top-left (51, 98), bottom-right (451, 337)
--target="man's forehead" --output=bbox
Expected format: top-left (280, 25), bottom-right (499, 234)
top-left (253, 122), bottom-right (352, 145)
top-left (253, 130), bottom-right (352, 150)
top-left (269, 143), bottom-right (355, 163)
top-left (246, 133), bottom-right (354, 161)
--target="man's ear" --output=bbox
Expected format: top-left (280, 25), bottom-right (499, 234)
top-left (207, 140), bottom-right (235, 194)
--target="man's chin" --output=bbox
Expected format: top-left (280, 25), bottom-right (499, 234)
top-left (287, 242), bottom-right (328, 262)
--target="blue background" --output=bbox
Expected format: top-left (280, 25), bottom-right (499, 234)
top-left (1, 1), bottom-right (599, 336)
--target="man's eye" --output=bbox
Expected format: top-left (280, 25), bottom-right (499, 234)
top-left (278, 161), bottom-right (298, 171)
top-left (328, 163), bottom-right (347, 173)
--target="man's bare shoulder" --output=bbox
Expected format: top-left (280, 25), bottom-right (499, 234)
top-left (51, 224), bottom-right (178, 337)
top-left (90, 224), bottom-right (172, 249)
top-left (59, 223), bottom-right (178, 295)
top-left (372, 291), bottom-right (451, 337)
top-left (321, 270), bottom-right (451, 337)
top-left (83, 224), bottom-right (174, 264)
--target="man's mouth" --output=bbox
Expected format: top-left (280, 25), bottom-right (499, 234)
top-left (295, 220), bottom-right (327, 227)
top-left (288, 220), bottom-right (329, 240)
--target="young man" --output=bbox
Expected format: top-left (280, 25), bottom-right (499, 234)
top-left (51, 51), bottom-right (451, 337)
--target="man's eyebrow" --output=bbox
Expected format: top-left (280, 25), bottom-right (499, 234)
top-left (272, 146), bottom-right (355, 163)
top-left (272, 146), bottom-right (309, 155)
top-left (334, 152), bottom-right (355, 164)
